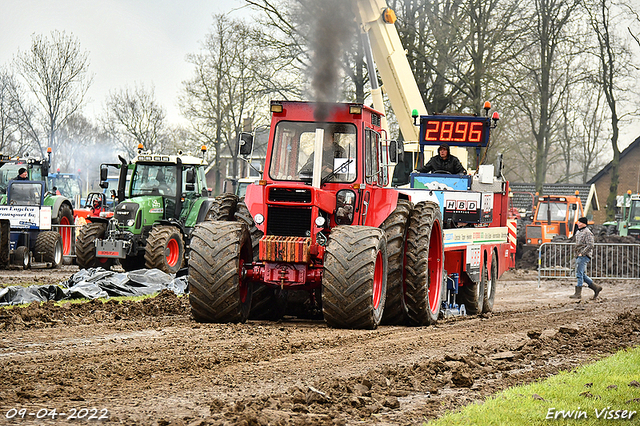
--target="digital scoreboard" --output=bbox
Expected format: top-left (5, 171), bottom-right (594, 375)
top-left (419, 116), bottom-right (492, 147)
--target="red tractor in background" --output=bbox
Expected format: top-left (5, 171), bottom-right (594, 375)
top-left (188, 101), bottom-right (514, 329)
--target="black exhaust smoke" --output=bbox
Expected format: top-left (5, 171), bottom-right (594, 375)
top-left (300, 0), bottom-right (356, 121)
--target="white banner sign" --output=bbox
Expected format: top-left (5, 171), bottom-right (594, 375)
top-left (0, 206), bottom-right (51, 230)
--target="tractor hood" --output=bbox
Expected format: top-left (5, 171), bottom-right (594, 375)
top-left (113, 196), bottom-right (165, 228)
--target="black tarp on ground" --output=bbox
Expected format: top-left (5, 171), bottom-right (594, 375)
top-left (0, 268), bottom-right (188, 306)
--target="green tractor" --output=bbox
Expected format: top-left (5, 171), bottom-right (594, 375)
top-left (602, 190), bottom-right (640, 239)
top-left (0, 151), bottom-right (75, 257)
top-left (75, 149), bottom-right (216, 273)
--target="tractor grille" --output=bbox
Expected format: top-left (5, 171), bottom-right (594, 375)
top-left (526, 225), bottom-right (542, 240)
top-left (113, 202), bottom-right (139, 225)
top-left (266, 206), bottom-right (311, 237)
top-left (268, 188), bottom-right (312, 203)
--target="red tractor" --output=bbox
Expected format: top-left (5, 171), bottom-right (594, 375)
top-left (189, 101), bottom-right (514, 329)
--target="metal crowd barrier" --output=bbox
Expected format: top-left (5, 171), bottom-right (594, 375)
top-left (537, 242), bottom-right (640, 286)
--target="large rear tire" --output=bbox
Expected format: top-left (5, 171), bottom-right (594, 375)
top-left (144, 225), bottom-right (185, 274)
top-left (482, 251), bottom-right (498, 313)
top-left (34, 231), bottom-right (63, 268)
top-left (405, 201), bottom-right (445, 326)
top-left (189, 221), bottom-right (253, 323)
top-left (379, 199), bottom-right (411, 325)
top-left (54, 203), bottom-right (74, 256)
top-left (205, 193), bottom-right (239, 221)
top-left (76, 222), bottom-right (114, 270)
top-left (322, 226), bottom-right (387, 329)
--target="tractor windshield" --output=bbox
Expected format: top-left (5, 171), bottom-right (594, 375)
top-left (629, 200), bottom-right (640, 223)
top-left (269, 122), bottom-right (357, 183)
top-left (536, 202), bottom-right (567, 221)
top-left (49, 176), bottom-right (82, 199)
top-left (130, 164), bottom-right (178, 197)
top-left (0, 163), bottom-right (43, 194)
top-left (8, 181), bottom-right (43, 206)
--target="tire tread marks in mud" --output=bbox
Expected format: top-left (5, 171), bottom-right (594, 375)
top-left (144, 225), bottom-right (185, 274)
top-left (34, 231), bottom-right (62, 268)
top-left (322, 226), bottom-right (387, 330)
top-left (379, 199), bottom-right (412, 325)
top-left (405, 201), bottom-right (444, 326)
top-left (76, 222), bottom-right (114, 270)
top-left (189, 221), bottom-right (252, 323)
top-left (205, 193), bottom-right (239, 221)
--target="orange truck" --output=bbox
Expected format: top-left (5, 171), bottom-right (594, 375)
top-left (525, 193), bottom-right (586, 246)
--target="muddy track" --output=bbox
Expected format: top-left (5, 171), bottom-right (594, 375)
top-left (1, 270), bottom-right (639, 425)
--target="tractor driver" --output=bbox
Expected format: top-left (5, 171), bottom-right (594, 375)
top-left (15, 167), bottom-right (28, 180)
top-left (299, 132), bottom-right (346, 178)
top-left (418, 143), bottom-right (467, 175)
top-left (91, 198), bottom-right (103, 216)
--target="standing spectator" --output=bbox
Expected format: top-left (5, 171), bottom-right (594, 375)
top-left (570, 217), bottom-right (602, 299)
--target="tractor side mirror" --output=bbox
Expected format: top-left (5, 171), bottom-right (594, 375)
top-left (571, 204), bottom-right (577, 211)
top-left (99, 166), bottom-right (109, 188)
top-left (388, 140), bottom-right (403, 164)
top-left (185, 168), bottom-right (196, 191)
top-left (185, 168), bottom-right (196, 184)
top-left (238, 132), bottom-right (254, 158)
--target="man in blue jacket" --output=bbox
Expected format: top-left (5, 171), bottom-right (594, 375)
top-left (570, 217), bottom-right (602, 299)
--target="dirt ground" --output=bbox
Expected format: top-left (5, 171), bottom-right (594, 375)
top-left (1, 266), bottom-right (639, 425)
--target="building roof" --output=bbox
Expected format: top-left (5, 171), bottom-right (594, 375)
top-left (587, 135), bottom-right (640, 184)
top-left (510, 182), bottom-right (599, 214)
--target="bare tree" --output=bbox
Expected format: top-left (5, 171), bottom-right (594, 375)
top-left (503, 0), bottom-right (582, 192)
top-left (585, 0), bottom-right (633, 220)
top-left (180, 14), bottom-right (268, 194)
top-left (0, 70), bottom-right (25, 155)
top-left (14, 30), bottom-right (92, 158)
top-left (102, 84), bottom-right (168, 158)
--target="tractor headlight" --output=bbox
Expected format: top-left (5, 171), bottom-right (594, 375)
top-left (127, 219), bottom-right (135, 227)
top-left (254, 213), bottom-right (264, 225)
top-left (335, 189), bottom-right (356, 225)
top-left (315, 216), bottom-right (326, 228)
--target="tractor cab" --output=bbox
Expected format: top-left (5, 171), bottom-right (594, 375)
top-left (240, 101), bottom-right (398, 246)
top-left (525, 194), bottom-right (584, 245)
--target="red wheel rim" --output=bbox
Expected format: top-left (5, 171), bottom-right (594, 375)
top-left (427, 219), bottom-right (443, 313)
top-left (372, 250), bottom-right (384, 309)
top-left (166, 238), bottom-right (180, 267)
top-left (59, 216), bottom-right (72, 255)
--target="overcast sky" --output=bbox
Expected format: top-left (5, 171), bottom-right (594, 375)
top-left (0, 0), bottom-right (248, 126)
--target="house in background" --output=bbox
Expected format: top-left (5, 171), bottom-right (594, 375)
top-left (510, 182), bottom-right (599, 219)
top-left (587, 135), bottom-right (640, 224)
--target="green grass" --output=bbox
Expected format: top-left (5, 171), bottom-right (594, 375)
top-left (427, 346), bottom-right (640, 425)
